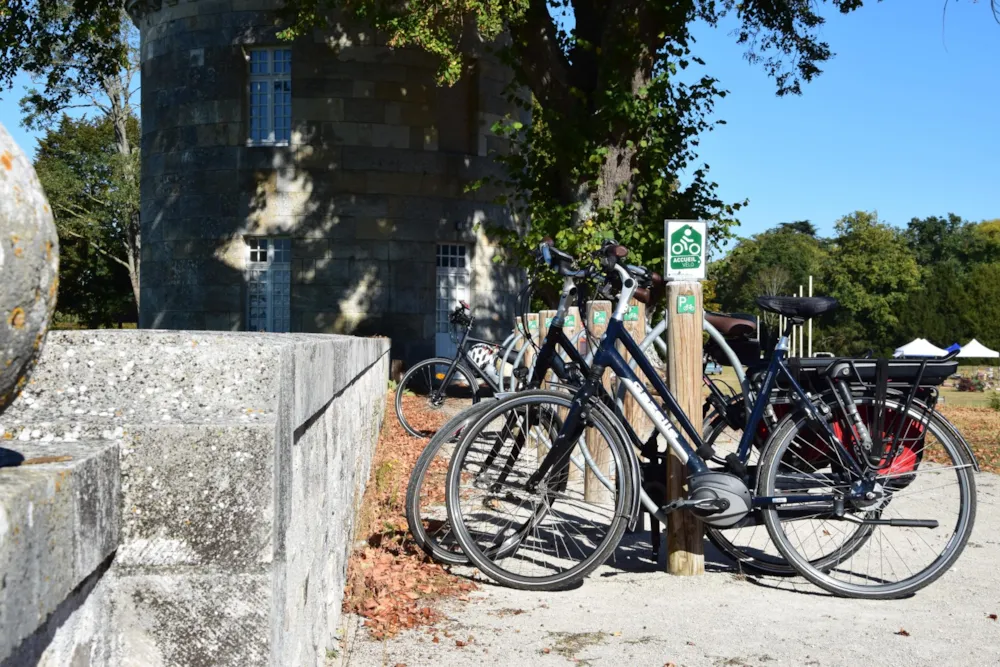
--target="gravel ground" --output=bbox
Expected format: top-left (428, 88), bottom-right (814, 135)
top-left (338, 472), bottom-right (1000, 667)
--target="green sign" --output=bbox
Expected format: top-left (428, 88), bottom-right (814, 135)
top-left (544, 316), bottom-right (554, 327)
top-left (624, 305), bottom-right (640, 322)
top-left (592, 311), bottom-right (608, 326)
top-left (564, 314), bottom-right (576, 329)
top-left (677, 294), bottom-right (696, 314)
top-left (528, 319), bottom-right (538, 331)
top-left (669, 224), bottom-right (703, 272)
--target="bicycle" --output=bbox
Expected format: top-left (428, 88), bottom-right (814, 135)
top-left (409, 243), bottom-right (849, 573)
top-left (394, 300), bottom-right (511, 438)
top-left (406, 244), bottom-right (663, 564)
top-left (444, 240), bottom-right (977, 598)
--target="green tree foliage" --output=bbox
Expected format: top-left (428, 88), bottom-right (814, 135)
top-left (713, 225), bottom-right (826, 311)
top-left (0, 1), bottom-right (129, 111)
top-left (957, 262), bottom-right (1000, 355)
top-left (823, 211), bottom-right (920, 353)
top-left (34, 113), bottom-right (139, 327)
top-left (2, 2), bottom-right (142, 306)
top-left (713, 211), bottom-right (1000, 357)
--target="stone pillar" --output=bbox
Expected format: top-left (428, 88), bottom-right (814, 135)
top-left (0, 122), bottom-right (59, 415)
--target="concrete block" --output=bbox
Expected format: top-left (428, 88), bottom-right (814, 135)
top-left (0, 331), bottom-right (390, 666)
top-left (0, 440), bottom-right (120, 661)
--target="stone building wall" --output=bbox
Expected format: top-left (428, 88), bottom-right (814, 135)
top-left (130, 0), bottom-right (523, 362)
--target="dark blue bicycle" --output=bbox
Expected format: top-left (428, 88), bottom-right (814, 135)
top-left (444, 241), bottom-right (976, 599)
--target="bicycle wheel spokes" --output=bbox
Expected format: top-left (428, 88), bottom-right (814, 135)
top-left (447, 391), bottom-right (632, 590)
top-left (397, 358), bottom-right (479, 438)
top-left (761, 399), bottom-right (976, 598)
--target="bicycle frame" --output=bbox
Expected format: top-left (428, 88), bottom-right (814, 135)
top-left (528, 265), bottom-right (865, 512)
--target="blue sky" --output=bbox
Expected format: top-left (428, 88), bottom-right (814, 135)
top-left (0, 2), bottom-right (996, 242)
top-left (684, 1), bottom-right (1000, 239)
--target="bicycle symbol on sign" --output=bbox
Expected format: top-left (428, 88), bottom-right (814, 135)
top-left (671, 228), bottom-right (701, 258)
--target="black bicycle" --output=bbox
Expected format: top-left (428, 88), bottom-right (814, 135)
top-left (394, 300), bottom-right (512, 438)
top-left (445, 240), bottom-right (977, 599)
top-left (405, 246), bottom-right (653, 563)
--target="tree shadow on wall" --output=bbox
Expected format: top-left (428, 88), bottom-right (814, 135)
top-left (143, 20), bottom-right (526, 364)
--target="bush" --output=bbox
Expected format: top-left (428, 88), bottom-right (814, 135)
top-left (990, 392), bottom-right (1000, 412)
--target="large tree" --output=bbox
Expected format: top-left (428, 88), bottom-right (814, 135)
top-left (713, 225), bottom-right (827, 313)
top-left (34, 113), bottom-right (139, 327)
top-left (3, 1), bottom-right (995, 274)
top-left (1, 2), bottom-right (140, 306)
top-left (279, 0), bottom-right (878, 267)
top-left (822, 211), bottom-right (920, 354)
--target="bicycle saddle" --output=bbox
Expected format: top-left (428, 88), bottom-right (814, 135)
top-left (755, 296), bottom-right (838, 319)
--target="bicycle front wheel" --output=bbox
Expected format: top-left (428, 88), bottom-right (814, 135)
top-left (405, 401), bottom-right (496, 565)
top-left (446, 390), bottom-right (635, 591)
top-left (758, 396), bottom-right (977, 599)
top-left (395, 357), bottom-right (481, 438)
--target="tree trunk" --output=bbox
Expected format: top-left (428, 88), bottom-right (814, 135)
top-left (102, 71), bottom-right (141, 312)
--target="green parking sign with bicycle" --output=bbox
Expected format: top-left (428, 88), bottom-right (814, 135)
top-left (665, 220), bottom-right (706, 280)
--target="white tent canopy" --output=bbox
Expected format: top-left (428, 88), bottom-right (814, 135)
top-left (893, 338), bottom-right (949, 358)
top-left (958, 339), bottom-right (1000, 358)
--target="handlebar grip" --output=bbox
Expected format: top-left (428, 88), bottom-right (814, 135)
top-left (648, 271), bottom-right (665, 304)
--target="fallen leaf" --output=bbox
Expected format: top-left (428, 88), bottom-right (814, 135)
top-left (455, 640), bottom-right (467, 648)
top-left (432, 636), bottom-right (440, 644)
top-left (988, 614), bottom-right (998, 621)
top-left (895, 628), bottom-right (910, 637)
top-left (612, 631), bottom-right (622, 637)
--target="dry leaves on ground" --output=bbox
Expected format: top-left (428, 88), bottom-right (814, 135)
top-left (938, 406), bottom-right (1000, 473)
top-left (342, 393), bottom-right (476, 639)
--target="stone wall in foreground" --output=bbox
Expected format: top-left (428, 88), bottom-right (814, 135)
top-left (0, 330), bottom-right (389, 666)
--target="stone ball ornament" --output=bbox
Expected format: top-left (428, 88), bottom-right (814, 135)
top-left (0, 122), bottom-right (59, 415)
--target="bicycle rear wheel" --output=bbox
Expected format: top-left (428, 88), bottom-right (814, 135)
top-left (702, 405), bottom-right (873, 577)
top-left (446, 390), bottom-right (635, 591)
top-left (395, 357), bottom-right (481, 438)
top-left (758, 396), bottom-right (976, 599)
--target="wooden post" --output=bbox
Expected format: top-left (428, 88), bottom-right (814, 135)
top-left (562, 305), bottom-right (584, 482)
top-left (522, 313), bottom-right (540, 383)
top-left (538, 310), bottom-right (556, 387)
top-left (584, 301), bottom-right (613, 503)
top-left (621, 299), bottom-right (651, 443)
top-left (666, 281), bottom-right (705, 575)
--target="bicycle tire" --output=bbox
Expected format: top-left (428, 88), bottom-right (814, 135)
top-left (758, 396), bottom-right (977, 599)
top-left (405, 401), bottom-right (496, 565)
top-left (395, 357), bottom-right (481, 438)
top-left (446, 390), bottom-right (635, 591)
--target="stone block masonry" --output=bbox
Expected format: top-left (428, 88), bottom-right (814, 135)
top-left (128, 0), bottom-right (523, 364)
top-left (0, 330), bottom-right (390, 666)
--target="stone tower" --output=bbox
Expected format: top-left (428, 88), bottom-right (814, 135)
top-left (128, 0), bottom-right (520, 362)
